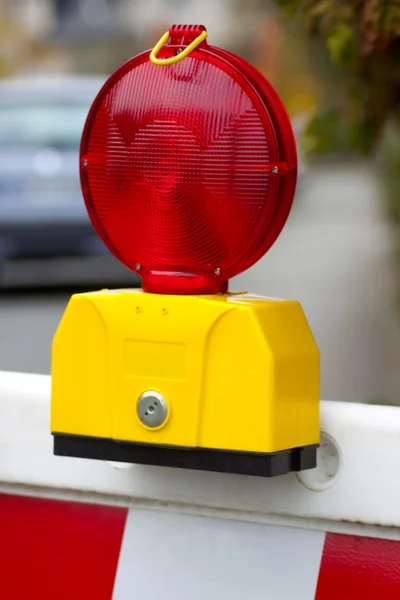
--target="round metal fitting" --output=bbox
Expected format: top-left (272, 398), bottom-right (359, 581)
top-left (137, 391), bottom-right (168, 428)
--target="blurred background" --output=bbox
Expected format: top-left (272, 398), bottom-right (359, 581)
top-left (0, 0), bottom-right (399, 406)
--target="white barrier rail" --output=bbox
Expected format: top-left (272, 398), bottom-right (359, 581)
top-left (1, 369), bottom-right (399, 540)
top-left (2, 369), bottom-right (400, 599)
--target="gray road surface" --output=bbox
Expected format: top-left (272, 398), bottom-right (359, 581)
top-left (0, 290), bottom-right (69, 374)
top-left (0, 255), bottom-right (139, 374)
top-left (1, 164), bottom-right (400, 404)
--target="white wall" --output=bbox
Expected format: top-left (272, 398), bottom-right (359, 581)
top-left (234, 164), bottom-right (400, 404)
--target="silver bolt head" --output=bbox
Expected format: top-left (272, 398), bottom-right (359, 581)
top-left (215, 267), bottom-right (221, 276)
top-left (272, 166), bottom-right (279, 174)
top-left (135, 263), bottom-right (141, 271)
top-left (137, 391), bottom-right (168, 428)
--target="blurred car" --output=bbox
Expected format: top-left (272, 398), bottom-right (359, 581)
top-left (0, 75), bottom-right (138, 288)
top-left (0, 76), bottom-right (306, 288)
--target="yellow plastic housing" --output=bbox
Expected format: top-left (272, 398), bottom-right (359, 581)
top-left (51, 290), bottom-right (319, 453)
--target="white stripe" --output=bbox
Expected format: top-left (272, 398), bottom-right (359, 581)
top-left (113, 508), bottom-right (325, 600)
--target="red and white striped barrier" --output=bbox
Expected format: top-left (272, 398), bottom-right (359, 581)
top-left (2, 493), bottom-right (400, 599)
top-left (1, 371), bottom-right (400, 599)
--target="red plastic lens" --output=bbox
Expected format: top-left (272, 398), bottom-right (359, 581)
top-left (80, 26), bottom-right (297, 294)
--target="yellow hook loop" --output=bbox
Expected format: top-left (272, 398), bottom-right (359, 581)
top-left (150, 30), bottom-right (208, 66)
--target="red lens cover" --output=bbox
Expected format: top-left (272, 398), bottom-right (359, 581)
top-left (80, 25), bottom-right (297, 294)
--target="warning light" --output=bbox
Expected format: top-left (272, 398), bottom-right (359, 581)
top-left (79, 24), bottom-right (297, 295)
top-left (51, 25), bottom-right (320, 477)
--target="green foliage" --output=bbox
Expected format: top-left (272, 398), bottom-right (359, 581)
top-left (301, 105), bottom-right (379, 155)
top-left (378, 119), bottom-right (400, 222)
top-left (301, 108), bottom-right (345, 153)
top-left (275, 0), bottom-right (400, 219)
top-left (276, 0), bottom-right (400, 156)
top-left (277, 0), bottom-right (302, 18)
top-left (327, 23), bottom-right (356, 66)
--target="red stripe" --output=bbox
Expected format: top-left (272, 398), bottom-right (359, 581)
top-left (0, 493), bottom-right (127, 600)
top-left (315, 532), bottom-right (400, 599)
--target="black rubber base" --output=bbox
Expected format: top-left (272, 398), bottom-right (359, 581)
top-left (53, 434), bottom-right (317, 478)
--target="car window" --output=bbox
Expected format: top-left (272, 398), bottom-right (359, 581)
top-left (0, 100), bottom-right (91, 149)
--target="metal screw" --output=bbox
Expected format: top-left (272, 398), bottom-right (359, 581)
top-left (135, 263), bottom-right (141, 271)
top-left (215, 267), bottom-right (221, 276)
top-left (272, 166), bottom-right (279, 174)
top-left (176, 48), bottom-right (183, 55)
top-left (82, 159), bottom-right (88, 167)
top-left (137, 391), bottom-right (168, 428)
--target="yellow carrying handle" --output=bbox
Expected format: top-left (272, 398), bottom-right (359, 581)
top-left (150, 30), bottom-right (208, 65)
